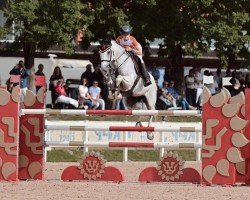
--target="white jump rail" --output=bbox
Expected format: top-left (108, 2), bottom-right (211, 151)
top-left (45, 141), bottom-right (202, 149)
top-left (21, 109), bottom-right (201, 116)
top-left (45, 124), bottom-right (202, 132)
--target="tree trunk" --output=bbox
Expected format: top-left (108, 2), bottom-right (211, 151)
top-left (168, 44), bottom-right (184, 95)
top-left (23, 42), bottom-right (36, 69)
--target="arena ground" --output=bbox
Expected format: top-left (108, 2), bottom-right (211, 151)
top-left (0, 161), bottom-right (250, 200)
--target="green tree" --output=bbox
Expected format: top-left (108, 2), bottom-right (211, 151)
top-left (0, 0), bottom-right (93, 68)
top-left (140, 0), bottom-right (249, 90)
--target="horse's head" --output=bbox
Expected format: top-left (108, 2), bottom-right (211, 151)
top-left (99, 38), bottom-right (113, 79)
top-left (98, 39), bottom-right (121, 100)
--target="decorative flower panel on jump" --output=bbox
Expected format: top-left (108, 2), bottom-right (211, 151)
top-left (0, 87), bottom-right (19, 181)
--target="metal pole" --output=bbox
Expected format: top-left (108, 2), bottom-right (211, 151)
top-left (196, 123), bottom-right (202, 161)
top-left (159, 129), bottom-right (165, 158)
top-left (83, 131), bottom-right (89, 154)
top-left (123, 121), bottom-right (128, 162)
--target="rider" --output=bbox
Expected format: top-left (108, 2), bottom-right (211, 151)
top-left (116, 25), bottom-right (152, 87)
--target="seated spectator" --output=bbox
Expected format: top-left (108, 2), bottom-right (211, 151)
top-left (168, 80), bottom-right (196, 110)
top-left (112, 94), bottom-right (127, 110)
top-left (54, 80), bottom-right (79, 108)
top-left (159, 81), bottom-right (176, 108)
top-left (78, 78), bottom-right (93, 109)
top-left (92, 63), bottom-right (108, 103)
top-left (49, 66), bottom-right (64, 108)
top-left (89, 81), bottom-right (105, 110)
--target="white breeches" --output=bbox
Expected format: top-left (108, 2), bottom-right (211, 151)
top-left (57, 95), bottom-right (79, 108)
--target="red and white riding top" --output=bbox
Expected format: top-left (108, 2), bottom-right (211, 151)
top-left (116, 35), bottom-right (139, 49)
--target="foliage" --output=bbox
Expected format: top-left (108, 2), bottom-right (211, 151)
top-left (0, 0), bottom-right (249, 68)
top-left (0, 0), bottom-right (93, 67)
top-left (140, 0), bottom-right (249, 67)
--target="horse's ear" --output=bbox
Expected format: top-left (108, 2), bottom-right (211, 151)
top-left (99, 38), bottom-right (111, 46)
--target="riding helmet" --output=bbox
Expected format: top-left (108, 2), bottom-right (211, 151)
top-left (120, 25), bottom-right (132, 34)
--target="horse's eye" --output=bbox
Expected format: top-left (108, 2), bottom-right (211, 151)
top-left (107, 51), bottom-right (111, 55)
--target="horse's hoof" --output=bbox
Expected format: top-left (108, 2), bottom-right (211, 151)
top-left (147, 132), bottom-right (154, 140)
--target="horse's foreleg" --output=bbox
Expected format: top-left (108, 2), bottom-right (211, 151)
top-left (147, 116), bottom-right (154, 140)
top-left (116, 75), bottom-right (123, 87)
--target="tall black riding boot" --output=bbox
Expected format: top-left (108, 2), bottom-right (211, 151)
top-left (140, 62), bottom-right (152, 87)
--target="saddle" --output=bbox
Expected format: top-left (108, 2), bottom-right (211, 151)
top-left (120, 52), bottom-right (142, 97)
top-left (127, 52), bottom-right (140, 76)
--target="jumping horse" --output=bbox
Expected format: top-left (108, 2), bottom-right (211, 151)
top-left (99, 39), bottom-right (157, 140)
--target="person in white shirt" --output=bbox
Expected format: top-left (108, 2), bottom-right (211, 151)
top-left (89, 81), bottom-right (105, 110)
top-left (78, 78), bottom-right (93, 109)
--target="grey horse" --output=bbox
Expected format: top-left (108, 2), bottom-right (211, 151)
top-left (99, 40), bottom-right (157, 140)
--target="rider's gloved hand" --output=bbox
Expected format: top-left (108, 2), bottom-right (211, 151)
top-left (125, 46), bottom-right (132, 52)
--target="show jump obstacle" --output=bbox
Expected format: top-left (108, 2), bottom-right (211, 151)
top-left (0, 86), bottom-right (249, 185)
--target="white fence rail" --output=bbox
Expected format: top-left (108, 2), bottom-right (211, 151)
top-left (45, 121), bottom-right (202, 162)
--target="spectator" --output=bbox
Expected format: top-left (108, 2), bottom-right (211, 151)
top-left (54, 80), bottom-right (79, 108)
top-left (35, 64), bottom-right (46, 92)
top-left (89, 81), bottom-right (105, 110)
top-left (229, 77), bottom-right (242, 97)
top-left (231, 70), bottom-right (237, 79)
top-left (149, 63), bottom-right (160, 85)
top-left (112, 95), bottom-right (127, 110)
top-left (81, 64), bottom-right (94, 86)
top-left (29, 66), bottom-right (36, 93)
top-left (9, 61), bottom-right (31, 103)
top-left (194, 65), bottom-right (203, 108)
top-left (204, 70), bottom-right (218, 95)
top-left (92, 64), bottom-right (107, 100)
top-left (159, 81), bottom-right (176, 108)
top-left (168, 80), bottom-right (196, 110)
top-left (49, 66), bottom-right (64, 108)
top-left (78, 78), bottom-right (93, 109)
top-left (185, 69), bottom-right (196, 106)
top-left (214, 67), bottom-right (222, 88)
top-left (225, 69), bottom-right (231, 77)
top-left (163, 67), bottom-right (174, 82)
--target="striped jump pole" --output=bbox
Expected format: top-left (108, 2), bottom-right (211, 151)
top-left (45, 141), bottom-right (202, 149)
top-left (21, 109), bottom-right (201, 116)
top-left (45, 125), bottom-right (202, 132)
